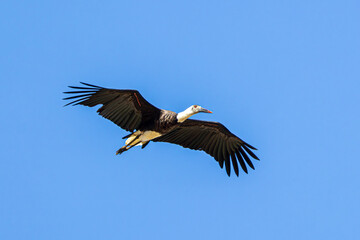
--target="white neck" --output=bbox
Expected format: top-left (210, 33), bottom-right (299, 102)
top-left (177, 107), bottom-right (195, 123)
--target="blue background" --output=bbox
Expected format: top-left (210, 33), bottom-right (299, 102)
top-left (1, 1), bottom-right (359, 239)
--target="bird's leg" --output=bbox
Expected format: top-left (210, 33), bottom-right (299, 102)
top-left (116, 135), bottom-right (141, 155)
top-left (116, 144), bottom-right (136, 155)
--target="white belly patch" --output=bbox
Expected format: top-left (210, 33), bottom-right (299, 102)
top-left (125, 131), bottom-right (162, 146)
top-left (139, 131), bottom-right (162, 142)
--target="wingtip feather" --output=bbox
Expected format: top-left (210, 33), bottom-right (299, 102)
top-left (80, 82), bottom-right (102, 88)
top-left (244, 142), bottom-right (257, 150)
top-left (242, 145), bottom-right (260, 161)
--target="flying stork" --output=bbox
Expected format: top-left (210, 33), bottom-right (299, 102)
top-left (64, 82), bottom-right (259, 176)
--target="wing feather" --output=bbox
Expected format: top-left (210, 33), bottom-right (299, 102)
top-left (153, 119), bottom-right (259, 176)
top-left (217, 138), bottom-right (225, 169)
top-left (230, 152), bottom-right (239, 177)
top-left (205, 135), bottom-right (219, 156)
top-left (239, 147), bottom-right (255, 170)
top-left (235, 150), bottom-right (248, 174)
top-left (63, 82), bottom-right (160, 132)
top-left (242, 144), bottom-right (260, 160)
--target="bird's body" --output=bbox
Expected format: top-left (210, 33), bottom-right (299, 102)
top-left (120, 110), bottom-right (178, 152)
top-left (150, 109), bottom-right (178, 133)
top-left (64, 82), bottom-right (259, 176)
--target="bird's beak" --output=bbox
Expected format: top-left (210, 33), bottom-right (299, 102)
top-left (200, 107), bottom-right (212, 113)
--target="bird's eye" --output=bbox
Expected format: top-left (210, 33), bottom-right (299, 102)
top-left (194, 105), bottom-right (198, 108)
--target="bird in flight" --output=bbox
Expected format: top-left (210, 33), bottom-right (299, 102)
top-left (64, 82), bottom-right (259, 176)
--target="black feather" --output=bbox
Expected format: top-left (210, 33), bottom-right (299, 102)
top-left (68, 86), bottom-right (96, 90)
top-left (242, 144), bottom-right (260, 160)
top-left (235, 150), bottom-right (248, 174)
top-left (63, 96), bottom-right (89, 106)
top-left (230, 152), bottom-right (239, 176)
top-left (80, 82), bottom-right (102, 88)
top-left (63, 93), bottom-right (92, 100)
top-left (224, 153), bottom-right (231, 176)
top-left (63, 90), bottom-right (97, 94)
top-left (239, 147), bottom-right (255, 170)
top-left (217, 138), bottom-right (225, 168)
top-left (122, 133), bottom-right (133, 139)
top-left (205, 135), bottom-right (218, 156)
top-left (243, 141), bottom-right (257, 150)
top-left (141, 141), bottom-right (150, 149)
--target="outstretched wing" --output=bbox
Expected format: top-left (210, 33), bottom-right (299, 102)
top-left (153, 119), bottom-right (259, 176)
top-left (63, 82), bottom-right (161, 132)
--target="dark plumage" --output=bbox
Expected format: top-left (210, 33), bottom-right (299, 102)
top-left (153, 120), bottom-right (259, 176)
top-left (64, 82), bottom-right (161, 132)
top-left (64, 82), bottom-right (259, 176)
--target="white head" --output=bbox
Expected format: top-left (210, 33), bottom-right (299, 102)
top-left (189, 105), bottom-right (212, 114)
top-left (177, 105), bottom-right (212, 122)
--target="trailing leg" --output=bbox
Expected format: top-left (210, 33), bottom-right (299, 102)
top-left (116, 134), bottom-right (140, 155)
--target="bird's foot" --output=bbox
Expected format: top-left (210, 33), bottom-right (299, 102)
top-left (116, 146), bottom-right (128, 155)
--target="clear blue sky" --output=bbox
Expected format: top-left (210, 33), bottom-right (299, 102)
top-left (1, 1), bottom-right (359, 239)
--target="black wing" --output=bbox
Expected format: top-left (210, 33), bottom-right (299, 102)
top-left (63, 82), bottom-right (161, 132)
top-left (153, 119), bottom-right (259, 176)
